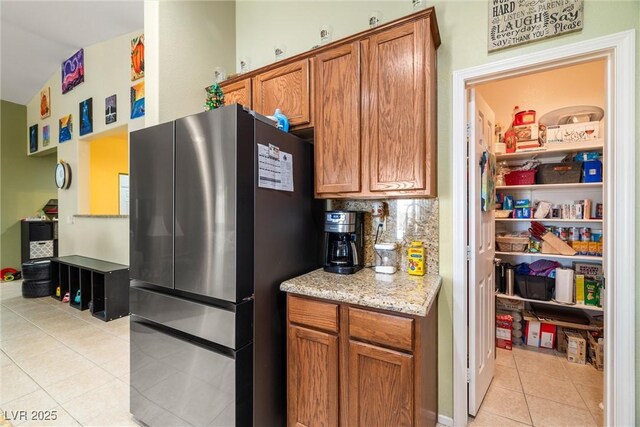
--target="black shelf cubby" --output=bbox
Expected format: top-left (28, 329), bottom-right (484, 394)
top-left (49, 256), bottom-right (129, 321)
top-left (53, 263), bottom-right (70, 301)
top-left (69, 266), bottom-right (81, 309)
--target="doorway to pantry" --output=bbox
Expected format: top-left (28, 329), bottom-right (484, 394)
top-left (451, 31), bottom-right (635, 427)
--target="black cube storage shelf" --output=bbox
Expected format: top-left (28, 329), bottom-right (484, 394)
top-left (50, 255), bottom-right (129, 321)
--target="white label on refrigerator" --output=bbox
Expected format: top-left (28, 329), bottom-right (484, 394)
top-left (258, 143), bottom-right (294, 192)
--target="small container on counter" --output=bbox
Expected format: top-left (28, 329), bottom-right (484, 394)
top-left (374, 243), bottom-right (398, 274)
top-left (407, 241), bottom-right (425, 276)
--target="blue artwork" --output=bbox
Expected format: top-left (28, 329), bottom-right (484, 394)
top-left (59, 115), bottom-right (72, 143)
top-left (29, 124), bottom-right (38, 153)
top-left (79, 98), bottom-right (93, 136)
top-left (130, 82), bottom-right (145, 119)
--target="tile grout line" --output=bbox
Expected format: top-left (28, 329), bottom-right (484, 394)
top-left (511, 349), bottom-right (535, 426)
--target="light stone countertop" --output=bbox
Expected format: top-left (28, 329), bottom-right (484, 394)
top-left (280, 268), bottom-right (442, 317)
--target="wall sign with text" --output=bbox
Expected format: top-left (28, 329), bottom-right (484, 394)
top-left (488, 0), bottom-right (583, 51)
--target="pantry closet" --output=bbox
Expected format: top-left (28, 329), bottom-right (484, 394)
top-left (471, 59), bottom-right (606, 426)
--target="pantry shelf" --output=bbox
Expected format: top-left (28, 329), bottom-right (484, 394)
top-left (496, 182), bottom-right (603, 191)
top-left (496, 293), bottom-right (603, 312)
top-left (495, 251), bottom-right (603, 262)
top-left (496, 139), bottom-right (604, 161)
top-left (495, 218), bottom-right (603, 224)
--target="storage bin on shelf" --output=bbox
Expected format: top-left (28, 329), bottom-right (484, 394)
top-left (536, 162), bottom-right (582, 184)
top-left (496, 233), bottom-right (529, 252)
top-left (515, 274), bottom-right (555, 301)
top-left (505, 169), bottom-right (537, 186)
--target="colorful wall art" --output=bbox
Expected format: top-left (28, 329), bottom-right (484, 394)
top-left (29, 124), bottom-right (38, 153)
top-left (130, 82), bottom-right (145, 119)
top-left (62, 49), bottom-right (85, 94)
top-left (79, 98), bottom-right (93, 136)
top-left (131, 34), bottom-right (144, 81)
top-left (40, 87), bottom-right (51, 119)
top-left (105, 95), bottom-right (117, 124)
top-left (59, 115), bottom-right (72, 143)
top-left (43, 125), bottom-right (50, 147)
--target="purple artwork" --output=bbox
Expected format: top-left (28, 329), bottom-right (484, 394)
top-left (62, 49), bottom-right (85, 94)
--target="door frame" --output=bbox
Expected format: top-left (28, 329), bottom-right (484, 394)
top-left (452, 30), bottom-right (636, 427)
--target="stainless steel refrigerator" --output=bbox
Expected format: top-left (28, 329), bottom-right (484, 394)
top-left (129, 105), bottom-right (321, 426)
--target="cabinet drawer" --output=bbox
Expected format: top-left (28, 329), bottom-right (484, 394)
top-left (348, 307), bottom-right (414, 352)
top-left (288, 295), bottom-right (339, 333)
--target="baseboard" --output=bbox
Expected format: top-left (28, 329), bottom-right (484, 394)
top-left (437, 414), bottom-right (454, 426)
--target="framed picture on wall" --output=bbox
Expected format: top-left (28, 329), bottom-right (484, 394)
top-left (40, 87), bottom-right (51, 119)
top-left (130, 82), bottom-right (145, 119)
top-left (62, 49), bottom-right (84, 94)
top-left (131, 34), bottom-right (144, 81)
top-left (105, 95), bottom-right (117, 124)
top-left (43, 125), bottom-right (50, 147)
top-left (59, 114), bottom-right (72, 143)
top-left (79, 98), bottom-right (93, 136)
top-left (29, 124), bottom-right (38, 153)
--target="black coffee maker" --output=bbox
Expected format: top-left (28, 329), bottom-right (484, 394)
top-left (323, 211), bottom-right (364, 274)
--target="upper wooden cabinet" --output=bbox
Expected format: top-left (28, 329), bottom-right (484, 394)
top-left (253, 58), bottom-right (312, 129)
top-left (314, 42), bottom-right (361, 194)
top-left (213, 8), bottom-right (439, 198)
top-left (316, 11), bottom-right (439, 198)
top-left (364, 19), bottom-right (431, 194)
top-left (221, 78), bottom-right (252, 108)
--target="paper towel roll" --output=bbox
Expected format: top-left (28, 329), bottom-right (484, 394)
top-left (555, 268), bottom-right (575, 304)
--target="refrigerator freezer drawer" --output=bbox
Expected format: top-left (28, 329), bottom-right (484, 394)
top-left (130, 319), bottom-right (252, 426)
top-left (130, 285), bottom-right (253, 350)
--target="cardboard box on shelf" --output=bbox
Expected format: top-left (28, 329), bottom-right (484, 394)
top-left (543, 121), bottom-right (601, 144)
top-left (525, 320), bottom-right (556, 348)
top-left (514, 124), bottom-right (539, 141)
top-left (556, 326), bottom-right (567, 353)
top-left (575, 274), bottom-right (585, 304)
top-left (588, 331), bottom-right (604, 371)
top-left (564, 330), bottom-right (587, 364)
top-left (496, 314), bottom-right (513, 350)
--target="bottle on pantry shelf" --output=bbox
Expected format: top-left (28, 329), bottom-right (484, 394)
top-left (407, 241), bottom-right (425, 276)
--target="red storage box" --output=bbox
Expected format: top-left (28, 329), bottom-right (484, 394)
top-left (505, 169), bottom-right (537, 186)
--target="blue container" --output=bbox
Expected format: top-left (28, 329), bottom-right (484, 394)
top-left (583, 160), bottom-right (602, 183)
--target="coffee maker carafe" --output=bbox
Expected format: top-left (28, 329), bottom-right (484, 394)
top-left (323, 211), bottom-right (364, 274)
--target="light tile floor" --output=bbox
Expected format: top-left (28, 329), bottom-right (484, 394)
top-left (469, 345), bottom-right (604, 427)
top-left (0, 280), bottom-right (136, 427)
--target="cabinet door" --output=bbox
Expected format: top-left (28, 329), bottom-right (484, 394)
top-left (288, 325), bottom-right (339, 427)
top-left (221, 78), bottom-right (252, 108)
top-left (348, 340), bottom-right (414, 427)
top-left (253, 59), bottom-right (311, 128)
top-left (314, 42), bottom-right (361, 195)
top-left (363, 18), bottom-right (434, 195)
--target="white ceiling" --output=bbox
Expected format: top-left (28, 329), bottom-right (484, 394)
top-left (0, 1), bottom-right (144, 105)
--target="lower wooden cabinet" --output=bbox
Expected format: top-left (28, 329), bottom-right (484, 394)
top-left (286, 294), bottom-right (438, 427)
top-left (287, 325), bottom-right (339, 427)
top-left (348, 340), bottom-right (414, 427)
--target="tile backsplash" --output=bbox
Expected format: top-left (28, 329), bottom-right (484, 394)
top-left (331, 198), bottom-right (439, 274)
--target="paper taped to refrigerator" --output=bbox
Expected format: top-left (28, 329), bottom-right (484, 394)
top-left (258, 143), bottom-right (294, 192)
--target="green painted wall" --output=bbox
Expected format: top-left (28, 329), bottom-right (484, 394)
top-left (0, 100), bottom-right (58, 269)
top-left (237, 0), bottom-right (640, 420)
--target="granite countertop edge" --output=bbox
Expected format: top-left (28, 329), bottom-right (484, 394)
top-left (280, 269), bottom-right (442, 317)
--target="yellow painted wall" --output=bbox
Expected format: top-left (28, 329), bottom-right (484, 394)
top-left (89, 135), bottom-right (128, 215)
